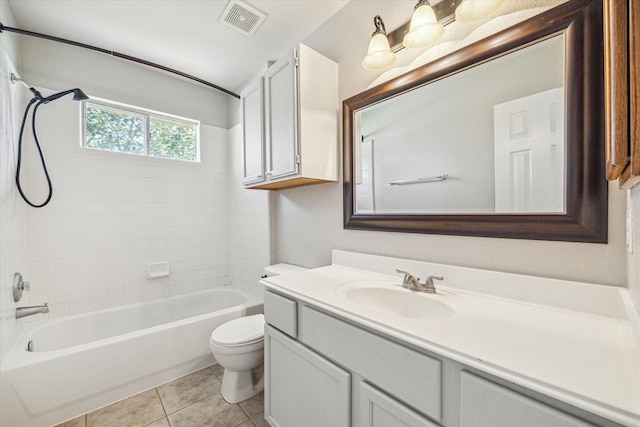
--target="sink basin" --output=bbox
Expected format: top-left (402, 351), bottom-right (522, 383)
top-left (339, 283), bottom-right (455, 320)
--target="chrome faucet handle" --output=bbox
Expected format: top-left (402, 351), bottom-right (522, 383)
top-left (12, 272), bottom-right (30, 303)
top-left (395, 269), bottom-right (413, 288)
top-left (421, 276), bottom-right (444, 294)
top-left (396, 269), bottom-right (423, 290)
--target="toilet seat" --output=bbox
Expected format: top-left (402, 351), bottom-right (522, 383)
top-left (210, 314), bottom-right (264, 353)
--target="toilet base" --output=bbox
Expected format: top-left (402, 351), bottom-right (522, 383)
top-left (221, 364), bottom-right (264, 404)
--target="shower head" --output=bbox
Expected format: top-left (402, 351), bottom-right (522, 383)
top-left (73, 88), bottom-right (89, 101)
top-left (10, 73), bottom-right (89, 103)
top-left (42, 88), bottom-right (89, 103)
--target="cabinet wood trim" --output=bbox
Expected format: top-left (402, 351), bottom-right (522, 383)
top-left (604, 0), bottom-right (629, 180)
top-left (619, 0), bottom-right (640, 189)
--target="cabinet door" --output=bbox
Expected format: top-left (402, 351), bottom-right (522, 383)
top-left (264, 49), bottom-right (299, 180)
top-left (241, 78), bottom-right (265, 185)
top-left (460, 372), bottom-right (596, 427)
top-left (264, 325), bottom-right (350, 427)
top-left (359, 382), bottom-right (440, 427)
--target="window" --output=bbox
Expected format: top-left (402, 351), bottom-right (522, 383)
top-left (83, 99), bottom-right (199, 162)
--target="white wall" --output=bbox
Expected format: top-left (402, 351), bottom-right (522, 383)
top-left (10, 37), bottom-right (239, 318)
top-left (270, 0), bottom-right (628, 287)
top-left (20, 96), bottom-right (231, 317)
top-left (228, 124), bottom-right (272, 290)
top-left (6, 22), bottom-right (274, 320)
top-left (19, 37), bottom-right (233, 129)
top-left (628, 187), bottom-right (640, 316)
top-left (0, 0), bottom-right (26, 366)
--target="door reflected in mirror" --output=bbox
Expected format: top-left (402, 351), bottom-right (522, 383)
top-left (355, 35), bottom-right (565, 215)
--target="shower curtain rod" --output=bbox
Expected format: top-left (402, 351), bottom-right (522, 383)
top-left (0, 23), bottom-right (240, 99)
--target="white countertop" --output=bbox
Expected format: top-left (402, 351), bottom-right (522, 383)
top-left (262, 251), bottom-right (640, 427)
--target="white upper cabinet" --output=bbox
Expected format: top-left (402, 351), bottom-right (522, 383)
top-left (241, 79), bottom-right (265, 185)
top-left (264, 49), bottom-right (298, 181)
top-left (241, 44), bottom-right (338, 190)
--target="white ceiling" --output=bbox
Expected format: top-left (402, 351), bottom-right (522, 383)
top-left (7, 0), bottom-right (350, 95)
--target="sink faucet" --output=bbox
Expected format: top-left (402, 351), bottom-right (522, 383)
top-left (396, 269), bottom-right (443, 294)
top-left (16, 303), bottom-right (49, 319)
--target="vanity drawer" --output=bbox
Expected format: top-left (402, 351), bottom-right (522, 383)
top-left (301, 306), bottom-right (442, 422)
top-left (460, 371), bottom-right (597, 427)
top-left (359, 381), bottom-right (440, 427)
top-left (264, 291), bottom-right (297, 338)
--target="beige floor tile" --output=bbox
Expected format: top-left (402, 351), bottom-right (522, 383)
top-left (235, 421), bottom-right (254, 427)
top-left (238, 392), bottom-right (264, 418)
top-left (168, 393), bottom-right (249, 427)
top-left (211, 363), bottom-right (225, 380)
top-left (87, 389), bottom-right (165, 427)
top-left (158, 367), bottom-right (222, 414)
top-left (55, 415), bottom-right (86, 427)
top-left (251, 411), bottom-right (268, 427)
top-left (144, 418), bottom-right (170, 427)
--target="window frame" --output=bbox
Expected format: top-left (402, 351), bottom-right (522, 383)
top-left (82, 97), bottom-right (201, 162)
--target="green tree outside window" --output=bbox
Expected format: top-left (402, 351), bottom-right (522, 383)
top-left (84, 101), bottom-right (198, 162)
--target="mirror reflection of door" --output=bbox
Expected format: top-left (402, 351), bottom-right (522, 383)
top-left (356, 139), bottom-right (375, 213)
top-left (493, 88), bottom-right (565, 213)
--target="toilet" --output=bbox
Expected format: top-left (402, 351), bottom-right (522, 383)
top-left (210, 314), bottom-right (265, 403)
top-left (210, 263), bottom-right (306, 403)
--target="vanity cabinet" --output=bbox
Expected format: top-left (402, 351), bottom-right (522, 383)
top-left (264, 325), bottom-right (350, 427)
top-left (359, 381), bottom-right (438, 427)
top-left (264, 289), bottom-right (624, 427)
top-left (241, 43), bottom-right (338, 190)
top-left (459, 372), bottom-right (595, 427)
top-left (264, 291), bottom-right (427, 427)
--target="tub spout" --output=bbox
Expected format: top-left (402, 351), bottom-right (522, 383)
top-left (16, 303), bottom-right (49, 319)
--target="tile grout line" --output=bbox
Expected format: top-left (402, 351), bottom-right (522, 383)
top-left (152, 387), bottom-right (170, 427)
top-left (155, 387), bottom-right (169, 417)
top-left (163, 388), bottom-right (224, 418)
top-left (154, 366), bottom-right (220, 419)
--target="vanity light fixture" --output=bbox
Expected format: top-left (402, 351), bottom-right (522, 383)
top-left (362, 16), bottom-right (397, 70)
top-left (455, 0), bottom-right (505, 23)
top-left (403, 0), bottom-right (445, 49)
top-left (362, 0), bottom-right (508, 70)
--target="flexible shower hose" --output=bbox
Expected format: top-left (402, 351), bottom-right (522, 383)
top-left (15, 97), bottom-right (53, 208)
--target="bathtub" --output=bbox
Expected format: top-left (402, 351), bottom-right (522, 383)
top-left (0, 286), bottom-right (263, 427)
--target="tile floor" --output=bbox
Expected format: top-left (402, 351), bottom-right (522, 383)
top-left (55, 364), bottom-right (266, 427)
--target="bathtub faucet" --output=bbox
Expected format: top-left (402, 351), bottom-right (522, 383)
top-left (16, 303), bottom-right (49, 319)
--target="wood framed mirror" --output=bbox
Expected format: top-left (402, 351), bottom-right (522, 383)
top-left (343, 0), bottom-right (607, 243)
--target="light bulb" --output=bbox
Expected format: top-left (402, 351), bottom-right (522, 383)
top-left (403, 1), bottom-right (445, 49)
top-left (455, 0), bottom-right (505, 23)
top-left (362, 17), bottom-right (397, 70)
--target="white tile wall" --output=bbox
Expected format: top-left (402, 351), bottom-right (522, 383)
top-left (20, 97), bottom-right (231, 319)
top-left (0, 48), bottom-right (28, 365)
top-left (228, 124), bottom-right (271, 290)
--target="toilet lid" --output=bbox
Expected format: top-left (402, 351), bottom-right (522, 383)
top-left (211, 314), bottom-right (264, 346)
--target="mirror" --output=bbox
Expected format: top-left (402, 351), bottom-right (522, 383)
top-left (357, 35), bottom-right (565, 214)
top-left (343, 0), bottom-right (607, 242)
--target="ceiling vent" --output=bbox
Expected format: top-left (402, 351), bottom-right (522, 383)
top-left (219, 0), bottom-right (267, 37)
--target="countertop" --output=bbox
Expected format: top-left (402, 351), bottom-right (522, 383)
top-left (262, 251), bottom-right (640, 427)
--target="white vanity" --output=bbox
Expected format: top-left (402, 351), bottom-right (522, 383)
top-left (261, 251), bottom-right (640, 427)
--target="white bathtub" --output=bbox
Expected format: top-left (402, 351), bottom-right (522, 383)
top-left (0, 287), bottom-right (263, 427)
